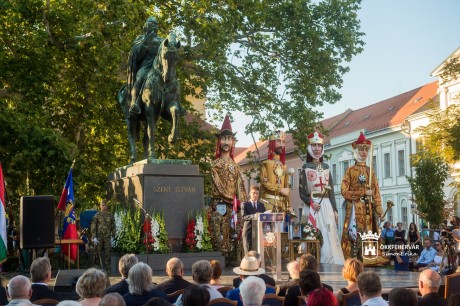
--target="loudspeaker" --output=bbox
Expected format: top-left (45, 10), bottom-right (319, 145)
top-left (54, 269), bottom-right (86, 293)
top-left (20, 195), bottom-right (55, 249)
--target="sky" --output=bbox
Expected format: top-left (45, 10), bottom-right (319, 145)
top-left (224, 0), bottom-right (460, 147)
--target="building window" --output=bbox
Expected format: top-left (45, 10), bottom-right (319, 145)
top-left (372, 156), bottom-right (377, 177)
top-left (384, 153), bottom-right (391, 178)
top-left (398, 150), bottom-right (405, 176)
top-left (342, 161), bottom-right (349, 175)
top-left (332, 164), bottom-right (337, 184)
top-left (401, 199), bottom-right (408, 226)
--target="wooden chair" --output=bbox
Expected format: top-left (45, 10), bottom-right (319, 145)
top-left (208, 297), bottom-right (238, 306)
top-left (217, 286), bottom-right (234, 297)
top-left (341, 290), bottom-right (360, 306)
top-left (167, 289), bottom-right (185, 303)
top-left (263, 293), bottom-right (284, 306)
top-left (33, 298), bottom-right (60, 306)
top-left (445, 272), bottom-right (460, 299)
top-left (297, 296), bottom-right (306, 306)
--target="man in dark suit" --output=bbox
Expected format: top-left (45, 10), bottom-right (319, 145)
top-left (418, 269), bottom-right (447, 306)
top-left (242, 186), bottom-right (266, 255)
top-left (30, 257), bottom-right (64, 302)
top-left (155, 257), bottom-right (192, 294)
top-left (106, 254), bottom-right (138, 296)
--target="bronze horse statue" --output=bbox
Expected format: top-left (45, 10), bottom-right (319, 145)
top-left (118, 32), bottom-right (185, 163)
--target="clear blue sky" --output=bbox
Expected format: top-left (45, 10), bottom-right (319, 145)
top-left (230, 0), bottom-right (460, 147)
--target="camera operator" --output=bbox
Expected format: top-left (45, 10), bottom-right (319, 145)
top-left (450, 216), bottom-right (460, 268)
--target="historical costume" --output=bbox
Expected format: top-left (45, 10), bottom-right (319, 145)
top-left (340, 131), bottom-right (388, 266)
top-left (206, 202), bottom-right (223, 251)
top-left (242, 186), bottom-right (266, 255)
top-left (259, 131), bottom-right (292, 213)
top-left (211, 115), bottom-right (247, 256)
top-left (299, 132), bottom-right (345, 264)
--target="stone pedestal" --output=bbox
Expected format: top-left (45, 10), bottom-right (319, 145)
top-left (106, 160), bottom-right (205, 252)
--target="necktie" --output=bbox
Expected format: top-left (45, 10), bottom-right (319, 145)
top-left (253, 202), bottom-right (257, 211)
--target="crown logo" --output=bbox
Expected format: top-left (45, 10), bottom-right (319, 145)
top-left (359, 231), bottom-right (380, 241)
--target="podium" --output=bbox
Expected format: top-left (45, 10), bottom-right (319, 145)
top-left (253, 213), bottom-right (285, 280)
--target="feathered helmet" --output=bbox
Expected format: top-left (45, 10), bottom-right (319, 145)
top-left (215, 114), bottom-right (236, 159)
top-left (306, 132), bottom-right (324, 162)
top-left (268, 130), bottom-right (286, 164)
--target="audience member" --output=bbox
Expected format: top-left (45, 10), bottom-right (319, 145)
top-left (143, 297), bottom-right (173, 306)
top-left (232, 251), bottom-right (275, 288)
top-left (106, 254), bottom-right (138, 296)
top-left (414, 239), bottom-right (436, 271)
top-left (276, 260), bottom-right (299, 296)
top-left (226, 256), bottom-right (274, 306)
top-left (0, 280), bottom-right (7, 306)
top-left (394, 222), bottom-right (406, 243)
top-left (417, 269), bottom-right (447, 306)
top-left (299, 253), bottom-right (333, 291)
top-left (394, 240), bottom-right (410, 271)
top-left (99, 293), bottom-right (126, 306)
top-left (381, 222), bottom-right (395, 245)
top-left (388, 288), bottom-right (417, 306)
top-left (155, 258), bottom-right (191, 294)
top-left (30, 257), bottom-right (64, 302)
top-left (191, 260), bottom-right (222, 300)
top-left (56, 301), bottom-right (81, 306)
top-left (6, 275), bottom-right (33, 306)
top-left (209, 260), bottom-right (223, 289)
top-left (357, 271), bottom-right (387, 306)
top-left (307, 288), bottom-right (338, 306)
top-left (335, 258), bottom-right (363, 304)
top-left (298, 270), bottom-right (322, 303)
top-left (447, 293), bottom-right (460, 306)
top-left (122, 263), bottom-right (167, 306)
top-left (408, 222), bottom-right (422, 264)
top-left (239, 277), bottom-right (265, 306)
top-left (419, 241), bottom-right (447, 273)
top-left (181, 285), bottom-right (210, 306)
top-left (76, 268), bottom-right (107, 306)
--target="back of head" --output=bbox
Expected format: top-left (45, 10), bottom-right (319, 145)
top-left (247, 250), bottom-right (261, 262)
top-left (166, 257), bottom-right (183, 277)
top-left (419, 269), bottom-right (441, 290)
top-left (210, 260), bottom-right (222, 280)
top-left (239, 276), bottom-right (266, 306)
top-left (119, 254), bottom-right (138, 278)
top-left (299, 270), bottom-right (322, 296)
top-left (307, 288), bottom-right (338, 306)
top-left (299, 254), bottom-right (318, 272)
top-left (30, 257), bottom-right (51, 283)
top-left (448, 293), bottom-right (460, 306)
top-left (8, 275), bottom-right (31, 299)
top-left (287, 260), bottom-right (300, 279)
top-left (388, 288), bottom-right (417, 306)
top-left (128, 262), bottom-right (153, 295)
top-left (357, 271), bottom-right (382, 297)
top-left (57, 301), bottom-right (83, 306)
top-left (144, 298), bottom-right (173, 306)
top-left (192, 260), bottom-right (212, 284)
top-left (181, 284), bottom-right (210, 306)
top-left (76, 268), bottom-right (108, 299)
top-left (99, 293), bottom-right (126, 306)
top-left (342, 258), bottom-right (363, 283)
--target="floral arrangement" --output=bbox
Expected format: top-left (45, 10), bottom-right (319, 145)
top-left (302, 223), bottom-right (323, 245)
top-left (112, 206), bottom-right (142, 254)
top-left (184, 210), bottom-right (213, 252)
top-left (142, 210), bottom-right (170, 254)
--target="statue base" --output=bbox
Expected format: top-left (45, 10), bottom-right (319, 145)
top-left (106, 162), bottom-right (204, 252)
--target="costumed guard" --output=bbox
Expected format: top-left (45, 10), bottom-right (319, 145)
top-left (211, 114), bottom-right (247, 259)
top-left (205, 201), bottom-right (223, 252)
top-left (91, 200), bottom-right (115, 272)
top-left (259, 131), bottom-right (293, 214)
top-left (299, 132), bottom-right (345, 264)
top-left (340, 131), bottom-right (388, 266)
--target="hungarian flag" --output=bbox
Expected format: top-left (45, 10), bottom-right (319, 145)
top-left (230, 195), bottom-right (239, 229)
top-left (0, 164), bottom-right (7, 264)
top-left (59, 169), bottom-right (78, 261)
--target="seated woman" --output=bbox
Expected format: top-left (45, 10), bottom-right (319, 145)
top-left (76, 268), bottom-right (107, 306)
top-left (419, 241), bottom-right (447, 273)
top-left (123, 262), bottom-right (167, 306)
top-left (209, 260), bottom-right (223, 289)
top-left (394, 240), bottom-right (410, 271)
top-left (335, 258), bottom-right (363, 304)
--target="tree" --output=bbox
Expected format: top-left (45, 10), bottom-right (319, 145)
top-left (408, 151), bottom-right (449, 226)
top-left (1, 0), bottom-right (364, 210)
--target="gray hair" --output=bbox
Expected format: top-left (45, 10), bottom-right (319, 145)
top-left (128, 262), bottom-right (153, 295)
top-left (57, 301), bottom-right (82, 306)
top-left (8, 275), bottom-right (31, 299)
top-left (99, 293), bottom-right (126, 306)
top-left (191, 260), bottom-right (212, 284)
top-left (30, 257), bottom-right (51, 283)
top-left (76, 268), bottom-right (107, 298)
top-left (119, 254), bottom-right (138, 278)
top-left (240, 276), bottom-right (265, 305)
top-left (166, 257), bottom-right (183, 277)
top-left (419, 269), bottom-right (441, 288)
